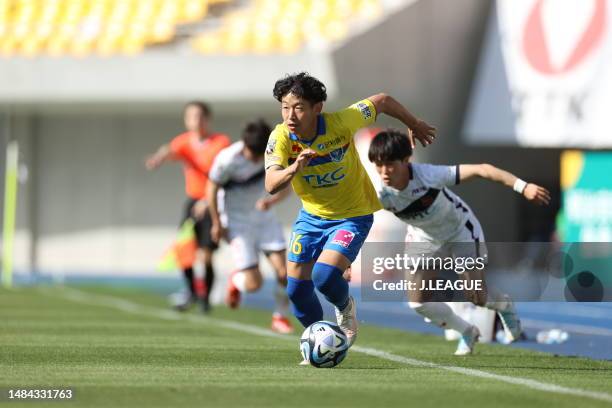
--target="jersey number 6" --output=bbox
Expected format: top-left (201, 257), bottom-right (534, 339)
top-left (290, 233), bottom-right (303, 255)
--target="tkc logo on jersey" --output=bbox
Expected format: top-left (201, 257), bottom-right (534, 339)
top-left (302, 167), bottom-right (345, 187)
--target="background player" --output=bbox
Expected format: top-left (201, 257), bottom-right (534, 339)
top-left (368, 129), bottom-right (551, 355)
top-left (202, 119), bottom-right (294, 334)
top-left (264, 72), bottom-right (436, 352)
top-left (146, 101), bottom-right (230, 312)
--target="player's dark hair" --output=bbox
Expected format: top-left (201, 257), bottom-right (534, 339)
top-left (184, 100), bottom-right (212, 118)
top-left (368, 129), bottom-right (413, 163)
top-left (273, 72), bottom-right (327, 104)
top-left (242, 119), bottom-right (271, 156)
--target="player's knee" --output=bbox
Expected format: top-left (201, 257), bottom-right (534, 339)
top-left (246, 269), bottom-right (263, 291)
top-left (311, 262), bottom-right (344, 292)
top-left (201, 250), bottom-right (214, 265)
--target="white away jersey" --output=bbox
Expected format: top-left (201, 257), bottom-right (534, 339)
top-left (209, 141), bottom-right (272, 222)
top-left (378, 163), bottom-right (481, 242)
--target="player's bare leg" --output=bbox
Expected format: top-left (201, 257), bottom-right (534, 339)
top-left (200, 248), bottom-right (215, 313)
top-left (266, 250), bottom-right (294, 334)
top-left (408, 270), bottom-right (480, 355)
top-left (225, 266), bottom-right (262, 309)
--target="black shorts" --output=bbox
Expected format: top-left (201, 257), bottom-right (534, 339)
top-left (181, 198), bottom-right (218, 251)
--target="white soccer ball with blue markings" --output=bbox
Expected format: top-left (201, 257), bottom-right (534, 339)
top-left (300, 321), bottom-right (349, 368)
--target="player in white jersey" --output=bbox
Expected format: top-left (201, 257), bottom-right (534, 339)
top-left (202, 119), bottom-right (294, 334)
top-left (368, 129), bottom-right (551, 355)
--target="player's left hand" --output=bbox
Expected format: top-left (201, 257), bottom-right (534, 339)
top-left (523, 183), bottom-right (551, 205)
top-left (409, 120), bottom-right (436, 148)
top-left (255, 198), bottom-right (271, 211)
top-left (192, 199), bottom-right (208, 219)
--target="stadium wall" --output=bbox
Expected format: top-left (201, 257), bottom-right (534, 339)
top-left (3, 110), bottom-right (302, 277)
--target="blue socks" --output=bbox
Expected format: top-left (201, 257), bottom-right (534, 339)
top-left (286, 263), bottom-right (350, 328)
top-left (286, 277), bottom-right (323, 327)
top-left (312, 262), bottom-right (349, 311)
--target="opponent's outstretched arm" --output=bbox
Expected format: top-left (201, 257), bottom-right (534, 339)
top-left (256, 185), bottom-right (292, 211)
top-left (203, 180), bottom-right (224, 243)
top-left (145, 144), bottom-right (176, 170)
top-left (459, 164), bottom-right (551, 205)
top-left (367, 93), bottom-right (436, 148)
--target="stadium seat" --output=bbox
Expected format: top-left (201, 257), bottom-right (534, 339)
top-left (0, 0), bottom-right (381, 57)
top-left (191, 0), bottom-right (383, 55)
top-left (0, 0), bottom-right (218, 57)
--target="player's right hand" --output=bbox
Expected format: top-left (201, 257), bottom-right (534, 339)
top-left (145, 155), bottom-right (161, 170)
top-left (292, 149), bottom-right (316, 172)
top-left (523, 183), bottom-right (551, 205)
top-left (211, 223), bottom-right (227, 244)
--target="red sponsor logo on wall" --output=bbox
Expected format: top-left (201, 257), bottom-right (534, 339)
top-left (522, 0), bottom-right (607, 75)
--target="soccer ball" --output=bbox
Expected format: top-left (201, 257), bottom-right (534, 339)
top-left (300, 321), bottom-right (349, 368)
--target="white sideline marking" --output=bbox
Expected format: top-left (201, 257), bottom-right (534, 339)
top-left (40, 287), bottom-right (612, 404)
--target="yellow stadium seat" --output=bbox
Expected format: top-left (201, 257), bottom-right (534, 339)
top-left (181, 0), bottom-right (208, 23)
top-left (46, 38), bottom-right (69, 57)
top-left (192, 32), bottom-right (221, 54)
top-left (21, 37), bottom-right (43, 57)
top-left (150, 20), bottom-right (174, 42)
top-left (1, 0), bottom-right (379, 57)
top-left (0, 37), bottom-right (17, 56)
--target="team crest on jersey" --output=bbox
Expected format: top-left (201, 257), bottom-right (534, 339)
top-left (266, 139), bottom-right (276, 155)
top-left (331, 230), bottom-right (355, 248)
top-left (357, 102), bottom-right (372, 119)
top-left (329, 147), bottom-right (345, 162)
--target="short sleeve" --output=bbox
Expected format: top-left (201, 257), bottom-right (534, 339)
top-left (419, 164), bottom-right (460, 188)
top-left (335, 98), bottom-right (377, 135)
top-left (264, 127), bottom-right (289, 169)
top-left (209, 150), bottom-right (232, 185)
top-left (169, 134), bottom-right (188, 158)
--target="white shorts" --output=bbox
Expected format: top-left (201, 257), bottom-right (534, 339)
top-left (226, 214), bottom-right (286, 271)
top-left (404, 216), bottom-right (488, 268)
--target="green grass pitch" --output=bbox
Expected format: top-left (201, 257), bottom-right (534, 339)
top-left (1, 286), bottom-right (611, 408)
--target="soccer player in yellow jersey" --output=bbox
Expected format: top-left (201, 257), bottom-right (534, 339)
top-left (264, 73), bottom-right (436, 351)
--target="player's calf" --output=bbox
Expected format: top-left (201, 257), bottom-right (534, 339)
top-left (225, 268), bottom-right (263, 309)
top-left (286, 277), bottom-right (323, 327)
top-left (311, 262), bottom-right (358, 345)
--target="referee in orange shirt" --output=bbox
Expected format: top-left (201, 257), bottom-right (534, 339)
top-left (146, 101), bottom-right (230, 312)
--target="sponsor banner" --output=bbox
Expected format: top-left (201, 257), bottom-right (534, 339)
top-left (464, 0), bottom-right (612, 147)
top-left (559, 150), bottom-right (612, 241)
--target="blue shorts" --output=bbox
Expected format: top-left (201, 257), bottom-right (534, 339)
top-left (287, 209), bottom-right (374, 264)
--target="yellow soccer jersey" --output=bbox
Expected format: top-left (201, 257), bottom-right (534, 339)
top-left (265, 98), bottom-right (382, 219)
